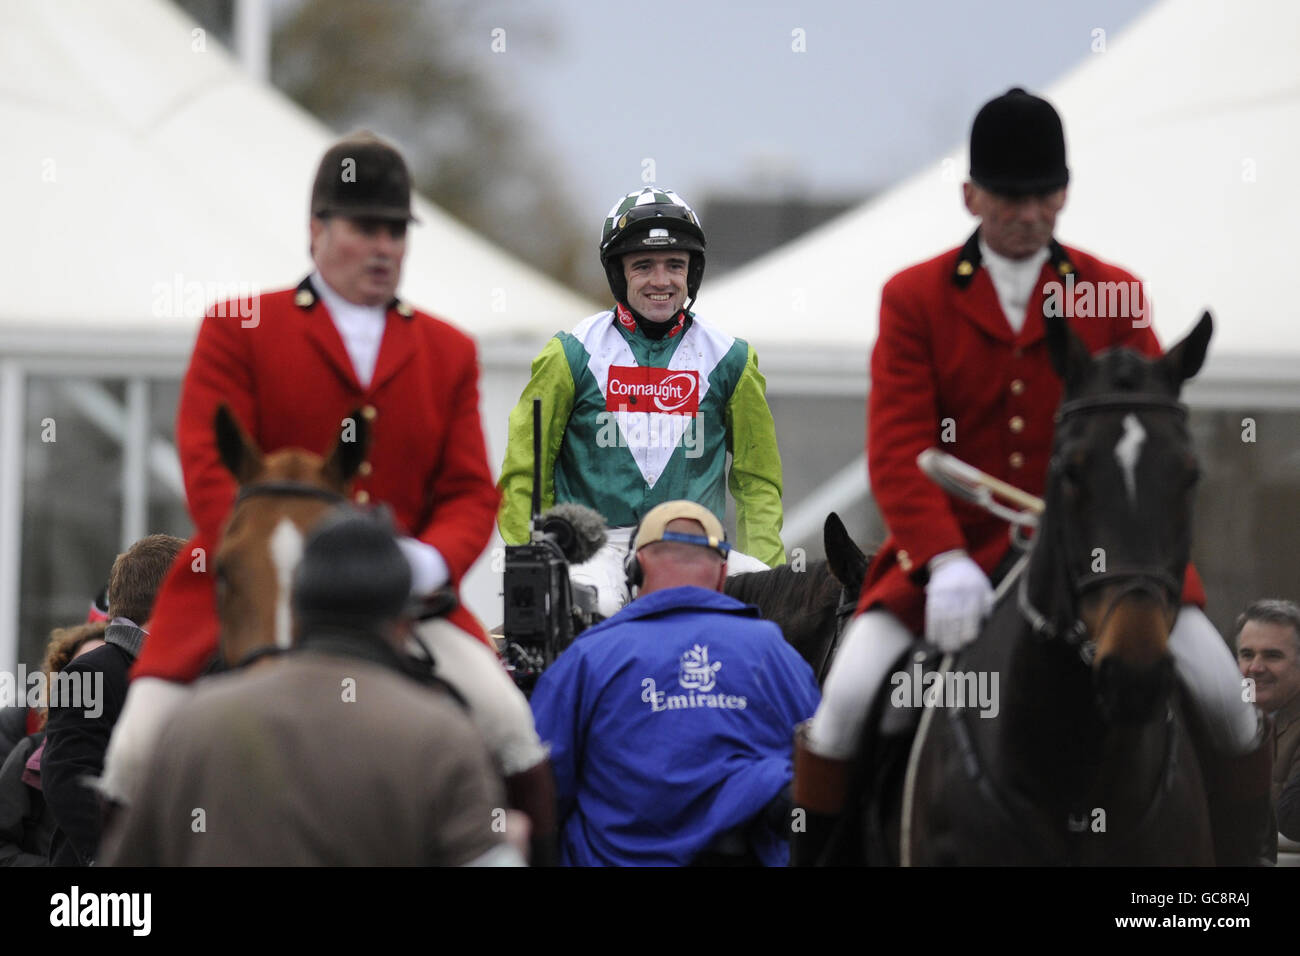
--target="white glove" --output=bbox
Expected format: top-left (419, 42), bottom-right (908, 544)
top-left (97, 677), bottom-right (192, 805)
top-left (396, 537), bottom-right (450, 596)
top-left (924, 551), bottom-right (994, 652)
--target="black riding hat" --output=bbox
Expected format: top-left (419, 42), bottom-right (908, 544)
top-left (969, 88), bottom-right (1070, 197)
top-left (310, 131), bottom-right (418, 223)
top-left (293, 510), bottom-right (411, 632)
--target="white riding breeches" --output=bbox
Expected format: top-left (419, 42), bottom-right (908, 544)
top-left (805, 604), bottom-right (1261, 762)
top-left (413, 618), bottom-right (548, 776)
top-left (806, 610), bottom-right (913, 760)
top-left (1168, 606), bottom-right (1261, 755)
top-left (569, 526), bottom-right (772, 620)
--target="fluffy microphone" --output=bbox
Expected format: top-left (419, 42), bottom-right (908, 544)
top-left (538, 503), bottom-right (607, 565)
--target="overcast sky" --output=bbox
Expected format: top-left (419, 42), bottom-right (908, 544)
top-left (467, 0), bottom-right (1157, 219)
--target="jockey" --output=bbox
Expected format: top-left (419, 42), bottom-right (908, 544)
top-left (498, 187), bottom-right (785, 619)
top-left (529, 501), bottom-right (820, 865)
top-left (101, 133), bottom-right (553, 854)
top-left (793, 88), bottom-right (1270, 863)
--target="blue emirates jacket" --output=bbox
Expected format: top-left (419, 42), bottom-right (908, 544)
top-left (530, 586), bottom-right (820, 866)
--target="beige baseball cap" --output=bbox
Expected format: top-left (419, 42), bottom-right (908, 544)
top-left (631, 501), bottom-right (730, 558)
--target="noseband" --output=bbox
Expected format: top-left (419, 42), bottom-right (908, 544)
top-left (1018, 392), bottom-right (1190, 656)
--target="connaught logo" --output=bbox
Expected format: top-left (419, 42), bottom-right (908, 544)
top-left (606, 366), bottom-right (700, 415)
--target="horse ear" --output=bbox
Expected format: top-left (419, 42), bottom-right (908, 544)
top-left (213, 405), bottom-right (263, 483)
top-left (1160, 311), bottom-right (1214, 386)
top-left (824, 512), bottom-right (869, 596)
top-left (1044, 313), bottom-right (1090, 386)
top-left (322, 409), bottom-right (372, 488)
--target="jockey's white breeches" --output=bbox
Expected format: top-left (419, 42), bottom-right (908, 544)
top-left (412, 617), bottom-right (547, 776)
top-left (569, 526), bottom-right (772, 620)
top-left (806, 605), bottom-right (1262, 762)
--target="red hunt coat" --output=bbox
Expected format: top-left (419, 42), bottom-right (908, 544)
top-left (134, 277), bottom-right (501, 683)
top-left (858, 231), bottom-right (1205, 632)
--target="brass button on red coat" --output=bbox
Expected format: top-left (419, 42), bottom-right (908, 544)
top-left (1009, 416), bottom-right (1025, 433)
top-left (1009, 452), bottom-right (1025, 469)
top-left (355, 490), bottom-right (370, 505)
top-left (358, 461), bottom-right (373, 477)
top-left (1010, 379), bottom-right (1025, 395)
top-left (361, 405), bottom-right (378, 421)
top-left (898, 549), bottom-right (913, 572)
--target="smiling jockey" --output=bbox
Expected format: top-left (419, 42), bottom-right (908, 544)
top-left (793, 89), bottom-right (1271, 865)
top-left (499, 187), bottom-right (785, 618)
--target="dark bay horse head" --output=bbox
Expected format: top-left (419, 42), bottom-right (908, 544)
top-left (1036, 310), bottom-right (1213, 722)
top-left (211, 405), bottom-right (371, 669)
top-left (724, 513), bottom-right (871, 681)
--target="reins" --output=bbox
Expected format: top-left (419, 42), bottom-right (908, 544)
top-left (901, 391), bottom-right (1192, 864)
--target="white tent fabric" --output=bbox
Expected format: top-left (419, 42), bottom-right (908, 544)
top-left (0, 0), bottom-right (593, 345)
top-left (698, 0), bottom-right (1300, 391)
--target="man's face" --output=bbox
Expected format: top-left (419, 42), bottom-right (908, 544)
top-left (1237, 620), bottom-right (1300, 712)
top-left (622, 251), bottom-right (689, 323)
top-left (310, 216), bottom-right (407, 306)
top-left (963, 183), bottom-right (1067, 261)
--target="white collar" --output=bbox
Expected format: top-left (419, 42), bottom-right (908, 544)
top-left (978, 237), bottom-right (1050, 283)
top-left (309, 272), bottom-right (387, 322)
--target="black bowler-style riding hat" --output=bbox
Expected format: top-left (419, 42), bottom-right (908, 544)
top-left (310, 131), bottom-right (418, 222)
top-left (969, 88), bottom-right (1070, 197)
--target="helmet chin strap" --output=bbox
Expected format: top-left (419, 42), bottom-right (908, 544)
top-left (619, 300), bottom-right (690, 339)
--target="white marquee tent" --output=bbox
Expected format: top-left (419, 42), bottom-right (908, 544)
top-left (0, 0), bottom-right (594, 666)
top-left (696, 0), bottom-right (1300, 543)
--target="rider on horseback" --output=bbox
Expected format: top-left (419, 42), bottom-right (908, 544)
top-left (498, 187), bottom-right (785, 618)
top-left (793, 88), bottom-right (1269, 864)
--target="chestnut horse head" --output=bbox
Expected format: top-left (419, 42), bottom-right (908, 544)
top-left (211, 405), bottom-right (371, 669)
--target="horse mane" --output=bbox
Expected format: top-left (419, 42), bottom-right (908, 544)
top-left (725, 560), bottom-right (841, 618)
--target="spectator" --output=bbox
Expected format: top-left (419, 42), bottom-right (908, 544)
top-left (1234, 599), bottom-right (1300, 850)
top-left (43, 535), bottom-right (183, 864)
top-left (102, 511), bottom-right (518, 866)
top-left (530, 500), bottom-right (820, 866)
top-left (0, 584), bottom-right (108, 766)
top-left (0, 622), bottom-right (106, 866)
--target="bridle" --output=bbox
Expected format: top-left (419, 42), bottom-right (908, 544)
top-left (816, 585), bottom-right (859, 685)
top-left (223, 478), bottom-right (349, 670)
top-left (233, 481), bottom-right (347, 507)
top-left (1016, 391), bottom-right (1190, 659)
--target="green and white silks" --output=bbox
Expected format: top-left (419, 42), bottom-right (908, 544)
top-left (498, 309), bottom-right (785, 567)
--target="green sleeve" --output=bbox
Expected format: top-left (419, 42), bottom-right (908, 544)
top-left (725, 344), bottom-right (786, 566)
top-left (497, 337), bottom-right (575, 545)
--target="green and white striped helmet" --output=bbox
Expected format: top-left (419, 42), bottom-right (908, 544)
top-left (599, 186), bottom-right (707, 305)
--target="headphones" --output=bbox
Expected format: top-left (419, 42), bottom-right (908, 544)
top-left (624, 523), bottom-right (731, 592)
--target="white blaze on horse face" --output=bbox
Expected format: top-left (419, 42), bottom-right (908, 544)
top-left (269, 518), bottom-right (305, 649)
top-left (1114, 413), bottom-right (1147, 507)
